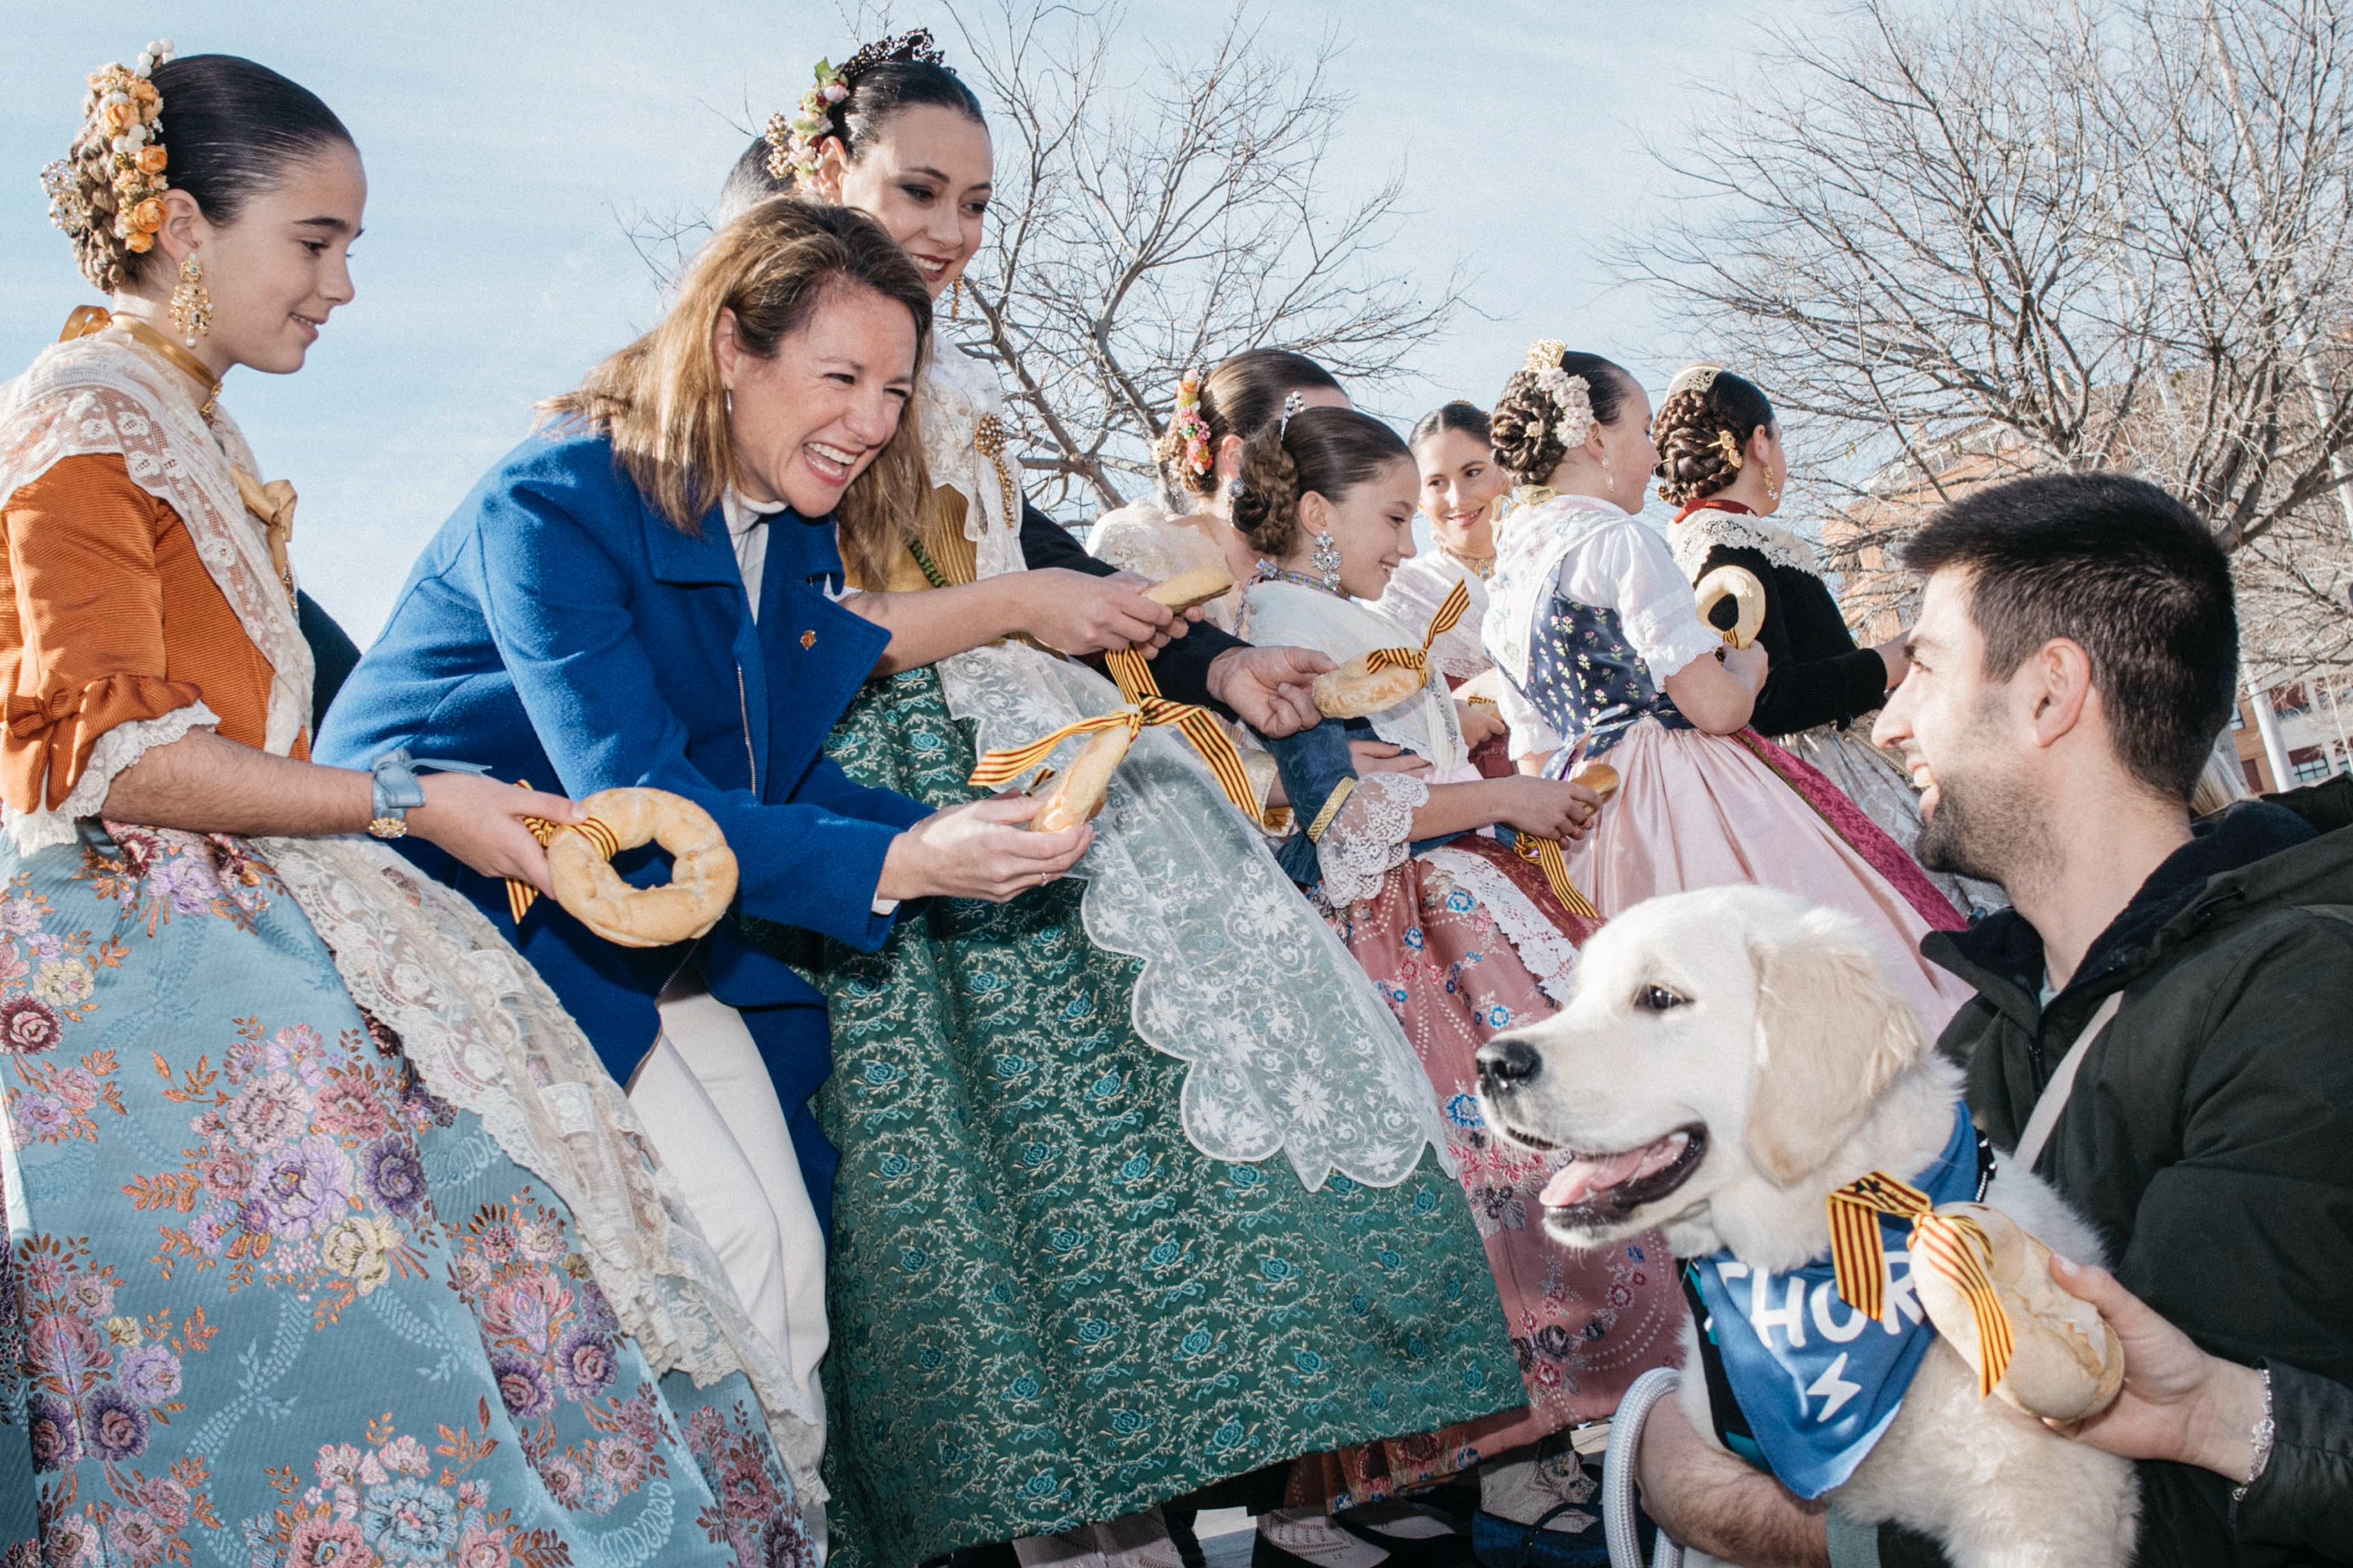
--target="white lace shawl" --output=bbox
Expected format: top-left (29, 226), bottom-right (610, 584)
top-left (921, 345), bottom-right (1027, 579)
top-left (1374, 552), bottom-right (1492, 680)
top-left (1666, 504), bottom-right (1824, 579)
top-left (0, 335), bottom-right (312, 851)
top-left (1242, 580), bottom-right (1469, 776)
top-left (1086, 499), bottom-right (1245, 633)
top-left (0, 338), bottom-right (824, 1497)
top-left (923, 388), bottom-right (1450, 1189)
top-left (1483, 492), bottom-right (1721, 692)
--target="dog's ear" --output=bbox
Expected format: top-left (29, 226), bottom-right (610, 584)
top-left (1742, 905), bottom-right (1927, 1186)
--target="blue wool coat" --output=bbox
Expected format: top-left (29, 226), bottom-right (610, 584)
top-left (317, 430), bottom-right (931, 1224)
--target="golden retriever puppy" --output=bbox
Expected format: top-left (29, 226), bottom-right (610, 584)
top-left (1477, 885), bottom-right (2136, 1567)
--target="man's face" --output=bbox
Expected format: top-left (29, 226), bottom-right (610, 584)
top-left (1873, 571), bottom-right (2046, 887)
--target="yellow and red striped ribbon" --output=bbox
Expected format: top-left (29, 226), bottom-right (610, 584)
top-left (1101, 647), bottom-right (1271, 826)
top-left (1826, 1172), bottom-right (2016, 1398)
top-left (1512, 831), bottom-right (1600, 919)
top-left (507, 780), bottom-right (622, 924)
top-left (967, 696), bottom-right (1208, 791)
top-left (1361, 578), bottom-right (1473, 680)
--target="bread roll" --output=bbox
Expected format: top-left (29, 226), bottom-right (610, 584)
top-left (1570, 759), bottom-right (1622, 802)
top-left (1032, 726), bottom-right (1136, 832)
top-left (1143, 564), bottom-right (1234, 612)
top-left (1912, 1202), bottom-right (2124, 1421)
top-left (549, 788), bottom-right (739, 949)
top-left (1311, 655), bottom-right (1426, 719)
top-left (1695, 564), bottom-right (1768, 650)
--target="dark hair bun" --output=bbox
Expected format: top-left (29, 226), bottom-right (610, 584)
top-left (1652, 369), bottom-right (1775, 506)
top-left (1489, 346), bottom-right (1636, 485)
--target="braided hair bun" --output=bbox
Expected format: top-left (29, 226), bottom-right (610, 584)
top-left (1652, 368), bottom-right (1775, 506)
top-left (1229, 406), bottom-right (1411, 559)
top-left (1489, 345), bottom-right (1636, 485)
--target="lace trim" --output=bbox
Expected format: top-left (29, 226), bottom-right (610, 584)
top-left (932, 640), bottom-right (1451, 1189)
top-left (1668, 508), bottom-right (1822, 578)
top-left (0, 338), bottom-right (312, 758)
top-left (5, 701), bottom-right (218, 854)
top-left (921, 348), bottom-right (1025, 579)
top-left (1315, 771), bottom-right (1428, 912)
top-left (1416, 845), bottom-right (1580, 1006)
top-left (254, 834), bottom-right (825, 1501)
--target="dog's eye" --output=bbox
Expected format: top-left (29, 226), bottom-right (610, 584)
top-left (1634, 983), bottom-right (1687, 1013)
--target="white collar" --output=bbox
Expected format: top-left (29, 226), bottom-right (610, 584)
top-left (721, 486), bottom-right (787, 541)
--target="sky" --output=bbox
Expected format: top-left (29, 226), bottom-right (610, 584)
top-left (2, 1), bottom-right (1839, 642)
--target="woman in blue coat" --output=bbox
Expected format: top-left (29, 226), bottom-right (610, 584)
top-left (317, 199), bottom-right (1139, 1440)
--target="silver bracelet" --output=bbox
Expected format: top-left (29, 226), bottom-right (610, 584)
top-left (2230, 1364), bottom-right (2275, 1506)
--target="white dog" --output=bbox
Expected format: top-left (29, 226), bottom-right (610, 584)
top-left (1477, 885), bottom-right (2136, 1567)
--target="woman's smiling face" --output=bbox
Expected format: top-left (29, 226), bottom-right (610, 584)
top-left (813, 104), bottom-right (993, 300)
top-left (715, 279), bottom-right (918, 515)
top-left (1414, 425), bottom-right (1507, 559)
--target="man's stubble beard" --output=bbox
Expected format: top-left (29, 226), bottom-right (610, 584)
top-left (1912, 706), bottom-right (2052, 893)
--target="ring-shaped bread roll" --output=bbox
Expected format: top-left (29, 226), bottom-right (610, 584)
top-left (1911, 1202), bottom-right (2125, 1422)
top-left (548, 787), bottom-right (739, 948)
top-left (1311, 656), bottom-right (1428, 719)
top-left (1143, 564), bottom-right (1234, 613)
top-left (1031, 727), bottom-right (1136, 832)
top-left (1694, 564), bottom-right (1768, 650)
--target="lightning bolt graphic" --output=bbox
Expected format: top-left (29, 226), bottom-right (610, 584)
top-left (1806, 1351), bottom-right (1863, 1421)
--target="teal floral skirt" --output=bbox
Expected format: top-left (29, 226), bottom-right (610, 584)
top-left (0, 824), bottom-right (812, 1567)
top-left (763, 667), bottom-right (1523, 1568)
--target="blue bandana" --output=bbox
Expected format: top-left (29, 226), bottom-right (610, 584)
top-left (1686, 1105), bottom-right (1981, 1498)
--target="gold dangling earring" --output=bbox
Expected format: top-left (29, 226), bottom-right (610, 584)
top-left (950, 277), bottom-right (963, 321)
top-left (1765, 458), bottom-right (1783, 506)
top-left (170, 252), bottom-right (212, 347)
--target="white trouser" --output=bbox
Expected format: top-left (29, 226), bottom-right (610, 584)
top-left (630, 979), bottom-right (830, 1444)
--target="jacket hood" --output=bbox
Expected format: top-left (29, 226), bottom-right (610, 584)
top-left (1926, 777), bottom-right (2353, 1018)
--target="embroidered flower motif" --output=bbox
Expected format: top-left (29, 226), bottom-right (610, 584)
top-left (0, 993), bottom-right (62, 1054)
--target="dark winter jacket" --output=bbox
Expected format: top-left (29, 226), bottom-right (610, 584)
top-left (1873, 777), bottom-right (2353, 1565)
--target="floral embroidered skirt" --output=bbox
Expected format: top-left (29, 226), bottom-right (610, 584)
top-left (0, 826), bottom-right (812, 1567)
top-left (763, 668), bottom-right (1524, 1568)
top-left (1296, 837), bottom-right (1684, 1510)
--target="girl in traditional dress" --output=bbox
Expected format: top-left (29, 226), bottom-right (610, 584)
top-left (1102, 401), bottom-right (1686, 1548)
top-left (1480, 342), bottom-right (1976, 1025)
top-left (1377, 402), bottom-right (1515, 776)
top-left (3, 45), bottom-right (820, 1565)
top-left (1649, 364), bottom-right (2003, 917)
top-left (705, 36), bottom-right (1526, 1568)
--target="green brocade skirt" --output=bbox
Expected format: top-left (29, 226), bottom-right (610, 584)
top-left (757, 666), bottom-right (1522, 1568)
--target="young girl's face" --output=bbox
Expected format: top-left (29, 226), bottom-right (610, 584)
top-left (1414, 426), bottom-right (1507, 559)
top-left (1296, 455), bottom-right (1421, 599)
top-left (1593, 382), bottom-right (1661, 513)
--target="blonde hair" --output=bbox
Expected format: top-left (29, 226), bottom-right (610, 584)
top-left (541, 197), bottom-right (934, 586)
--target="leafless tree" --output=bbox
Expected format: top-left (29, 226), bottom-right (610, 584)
top-left (1623, 0), bottom-right (2353, 671)
top-left (945, 1), bottom-right (1465, 511)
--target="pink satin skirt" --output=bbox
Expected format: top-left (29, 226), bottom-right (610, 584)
top-left (1562, 718), bottom-right (1975, 1033)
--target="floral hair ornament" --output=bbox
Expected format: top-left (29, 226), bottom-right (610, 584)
top-left (1710, 429), bottom-right (1745, 470)
top-left (764, 29), bottom-right (945, 184)
top-left (43, 39), bottom-right (174, 249)
top-left (1165, 368), bottom-right (1214, 477)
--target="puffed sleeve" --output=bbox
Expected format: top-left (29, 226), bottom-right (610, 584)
top-left (1588, 519), bottom-right (1723, 682)
top-left (1, 454), bottom-right (218, 831)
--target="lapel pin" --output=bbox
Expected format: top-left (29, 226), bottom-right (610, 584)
top-left (800, 630), bottom-right (817, 649)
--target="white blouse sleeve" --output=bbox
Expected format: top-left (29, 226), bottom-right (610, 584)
top-left (1583, 521), bottom-right (1723, 681)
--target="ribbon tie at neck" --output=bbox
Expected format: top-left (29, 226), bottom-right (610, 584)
top-left (1826, 1169), bottom-right (2015, 1398)
top-left (232, 469), bottom-right (299, 603)
top-left (968, 696), bottom-right (1205, 791)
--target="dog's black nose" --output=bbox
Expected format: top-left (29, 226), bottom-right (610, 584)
top-left (1476, 1036), bottom-right (1543, 1091)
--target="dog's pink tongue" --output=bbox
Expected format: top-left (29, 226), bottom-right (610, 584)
top-left (1541, 1148), bottom-right (1649, 1210)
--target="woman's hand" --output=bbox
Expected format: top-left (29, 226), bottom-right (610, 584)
top-left (408, 772), bottom-right (586, 896)
top-left (1492, 775), bottom-right (1603, 840)
top-left (1872, 630), bottom-right (1911, 691)
top-left (875, 794), bottom-right (1093, 903)
top-left (1455, 698), bottom-right (1509, 749)
top-left (2044, 1255), bottom-right (2270, 1483)
top-left (1349, 739), bottom-right (1433, 778)
top-left (1723, 639), bottom-right (1770, 694)
top-left (1022, 569), bottom-right (1181, 656)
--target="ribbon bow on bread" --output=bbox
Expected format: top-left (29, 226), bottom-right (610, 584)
top-left (969, 697), bottom-right (1212, 832)
top-left (1310, 580), bottom-right (1472, 719)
